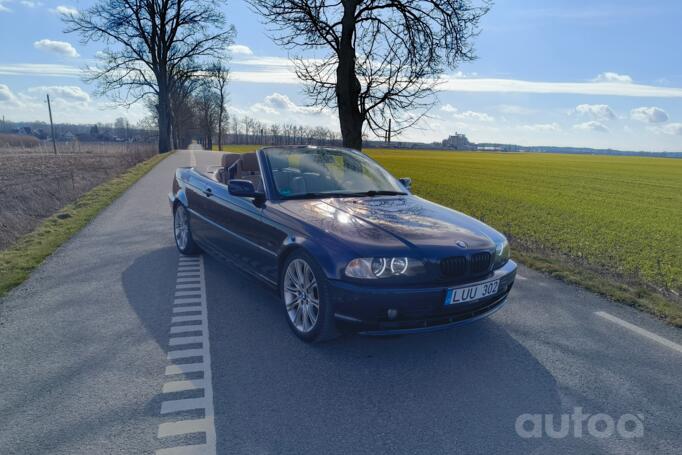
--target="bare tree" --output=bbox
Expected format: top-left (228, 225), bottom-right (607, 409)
top-left (194, 82), bottom-right (220, 150)
top-left (248, 0), bottom-right (489, 150)
top-left (208, 62), bottom-right (230, 151)
top-left (64, 0), bottom-right (234, 153)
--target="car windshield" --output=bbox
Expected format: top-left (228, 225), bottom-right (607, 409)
top-left (262, 147), bottom-right (407, 199)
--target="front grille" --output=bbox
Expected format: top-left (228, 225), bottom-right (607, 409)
top-left (440, 252), bottom-right (492, 279)
top-left (440, 256), bottom-right (467, 277)
top-left (470, 252), bottom-right (492, 275)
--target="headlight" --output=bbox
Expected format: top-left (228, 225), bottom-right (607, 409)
top-left (494, 238), bottom-right (510, 269)
top-left (345, 257), bottom-right (422, 279)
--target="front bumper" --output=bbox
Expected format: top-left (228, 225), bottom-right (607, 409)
top-left (329, 260), bottom-right (517, 334)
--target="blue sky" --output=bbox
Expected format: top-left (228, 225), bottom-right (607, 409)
top-left (1, 0), bottom-right (681, 151)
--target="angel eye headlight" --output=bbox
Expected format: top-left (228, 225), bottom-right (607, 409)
top-left (494, 238), bottom-right (510, 269)
top-left (345, 257), bottom-right (420, 279)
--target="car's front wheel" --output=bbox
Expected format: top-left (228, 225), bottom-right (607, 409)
top-left (173, 204), bottom-right (200, 255)
top-left (281, 251), bottom-right (337, 342)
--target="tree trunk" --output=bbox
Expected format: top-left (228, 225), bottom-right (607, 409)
top-left (336, 1), bottom-right (364, 150)
top-left (157, 84), bottom-right (172, 153)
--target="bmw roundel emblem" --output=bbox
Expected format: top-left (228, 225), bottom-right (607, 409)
top-left (456, 240), bottom-right (467, 248)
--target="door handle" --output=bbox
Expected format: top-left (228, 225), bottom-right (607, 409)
top-left (204, 187), bottom-right (213, 197)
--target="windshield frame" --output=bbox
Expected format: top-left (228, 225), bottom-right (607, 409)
top-left (260, 146), bottom-right (409, 201)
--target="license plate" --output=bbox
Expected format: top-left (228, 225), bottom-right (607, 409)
top-left (445, 280), bottom-right (500, 305)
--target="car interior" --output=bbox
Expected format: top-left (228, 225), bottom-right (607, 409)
top-left (207, 152), bottom-right (264, 191)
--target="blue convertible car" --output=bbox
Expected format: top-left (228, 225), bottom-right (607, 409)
top-left (170, 146), bottom-right (517, 342)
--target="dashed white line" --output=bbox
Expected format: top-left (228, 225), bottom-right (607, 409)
top-left (156, 255), bottom-right (217, 455)
top-left (165, 363), bottom-right (206, 375)
top-left (595, 311), bottom-right (682, 354)
top-left (163, 379), bottom-right (206, 393)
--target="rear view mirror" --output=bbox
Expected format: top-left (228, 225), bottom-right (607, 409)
top-left (399, 177), bottom-right (412, 190)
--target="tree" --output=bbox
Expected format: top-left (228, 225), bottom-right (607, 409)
top-left (64, 0), bottom-right (234, 153)
top-left (208, 62), bottom-right (230, 152)
top-left (248, 0), bottom-right (489, 150)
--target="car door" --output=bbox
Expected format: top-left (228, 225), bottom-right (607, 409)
top-left (203, 181), bottom-right (280, 284)
top-left (184, 171), bottom-right (216, 245)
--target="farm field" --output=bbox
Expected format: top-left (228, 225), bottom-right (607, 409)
top-left (217, 145), bottom-right (682, 321)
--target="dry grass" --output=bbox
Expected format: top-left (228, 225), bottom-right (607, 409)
top-left (0, 152), bottom-right (168, 297)
top-left (0, 143), bottom-right (157, 250)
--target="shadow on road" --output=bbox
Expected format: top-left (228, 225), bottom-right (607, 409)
top-left (203, 255), bottom-right (570, 454)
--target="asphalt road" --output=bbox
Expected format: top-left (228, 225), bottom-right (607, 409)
top-left (1, 148), bottom-right (681, 455)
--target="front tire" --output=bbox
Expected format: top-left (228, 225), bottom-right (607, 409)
top-left (174, 204), bottom-right (200, 255)
top-left (281, 250), bottom-right (338, 342)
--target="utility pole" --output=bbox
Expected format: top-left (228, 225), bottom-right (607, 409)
top-left (387, 118), bottom-right (392, 144)
top-left (46, 94), bottom-right (57, 155)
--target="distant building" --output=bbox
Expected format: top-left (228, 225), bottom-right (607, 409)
top-left (442, 133), bottom-right (472, 150)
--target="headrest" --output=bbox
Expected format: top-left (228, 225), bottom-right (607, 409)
top-left (221, 153), bottom-right (241, 168)
top-left (241, 153), bottom-right (260, 172)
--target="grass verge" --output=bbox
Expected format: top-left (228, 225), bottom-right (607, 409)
top-left (0, 153), bottom-right (169, 298)
top-left (514, 249), bottom-right (682, 327)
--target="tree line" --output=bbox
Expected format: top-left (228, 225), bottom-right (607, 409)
top-left (64, 0), bottom-right (489, 153)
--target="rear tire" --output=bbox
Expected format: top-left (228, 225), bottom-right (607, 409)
top-left (174, 204), bottom-right (201, 255)
top-left (280, 250), bottom-right (338, 343)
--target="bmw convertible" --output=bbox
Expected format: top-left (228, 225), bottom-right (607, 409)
top-left (169, 146), bottom-right (517, 342)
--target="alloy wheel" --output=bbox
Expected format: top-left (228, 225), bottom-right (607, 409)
top-left (283, 259), bottom-right (320, 333)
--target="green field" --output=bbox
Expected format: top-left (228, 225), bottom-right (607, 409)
top-left (216, 145), bottom-right (682, 324)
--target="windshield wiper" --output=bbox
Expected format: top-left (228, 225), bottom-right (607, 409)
top-left (344, 190), bottom-right (407, 197)
top-left (284, 190), bottom-right (406, 200)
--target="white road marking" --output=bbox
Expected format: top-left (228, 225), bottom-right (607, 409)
top-left (172, 306), bottom-right (202, 314)
top-left (169, 335), bottom-right (205, 346)
top-left (165, 363), bottom-right (206, 375)
top-left (176, 284), bottom-right (201, 290)
top-left (169, 325), bottom-right (203, 335)
top-left (167, 348), bottom-right (207, 361)
top-left (163, 379), bottom-right (206, 393)
top-left (595, 311), bottom-right (682, 354)
top-left (176, 278), bottom-right (201, 283)
top-left (173, 298), bottom-right (201, 305)
top-left (171, 315), bottom-right (204, 324)
top-left (516, 274), bottom-right (528, 281)
top-left (161, 397), bottom-right (208, 414)
top-left (157, 255), bottom-right (217, 455)
top-left (156, 444), bottom-right (211, 455)
top-left (158, 418), bottom-right (211, 437)
top-left (174, 290), bottom-right (202, 297)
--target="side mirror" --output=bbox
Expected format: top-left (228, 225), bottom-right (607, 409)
top-left (399, 177), bottom-right (412, 190)
top-left (228, 179), bottom-right (264, 200)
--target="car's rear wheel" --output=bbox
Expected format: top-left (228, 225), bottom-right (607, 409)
top-left (174, 204), bottom-right (200, 255)
top-left (281, 251), bottom-right (337, 342)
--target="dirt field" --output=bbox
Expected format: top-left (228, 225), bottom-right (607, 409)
top-left (0, 142), bottom-right (157, 250)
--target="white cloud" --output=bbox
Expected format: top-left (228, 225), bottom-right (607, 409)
top-left (440, 104), bottom-right (458, 113)
top-left (0, 63), bottom-right (81, 77)
top-left (0, 0), bottom-right (11, 12)
top-left (575, 104), bottom-right (616, 121)
top-left (630, 106), bottom-right (669, 123)
top-left (251, 92), bottom-right (318, 115)
top-left (593, 72), bottom-right (633, 83)
top-left (573, 121), bottom-right (609, 133)
top-left (0, 84), bottom-right (21, 106)
top-left (228, 44), bottom-right (253, 55)
top-left (53, 5), bottom-right (78, 15)
top-left (521, 123), bottom-right (562, 132)
top-left (33, 39), bottom-right (80, 58)
top-left (21, 1), bottom-right (41, 7)
top-left (652, 123), bottom-right (682, 136)
top-left (27, 85), bottom-right (91, 104)
top-left (438, 75), bottom-right (682, 97)
top-left (452, 110), bottom-right (495, 122)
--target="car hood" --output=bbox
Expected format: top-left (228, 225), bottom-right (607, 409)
top-left (276, 195), bottom-right (500, 253)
